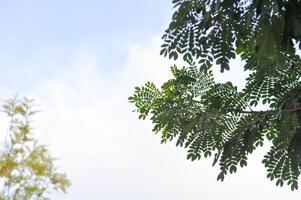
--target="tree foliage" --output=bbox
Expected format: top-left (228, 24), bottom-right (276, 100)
top-left (0, 97), bottom-right (70, 200)
top-left (129, 0), bottom-right (301, 190)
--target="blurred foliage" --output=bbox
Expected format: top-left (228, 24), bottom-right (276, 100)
top-left (130, 0), bottom-right (301, 190)
top-left (0, 97), bottom-right (70, 200)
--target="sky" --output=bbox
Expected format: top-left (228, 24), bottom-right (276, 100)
top-left (0, 1), bottom-right (300, 200)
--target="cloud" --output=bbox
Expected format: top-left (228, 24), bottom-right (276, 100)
top-left (14, 37), bottom-right (301, 200)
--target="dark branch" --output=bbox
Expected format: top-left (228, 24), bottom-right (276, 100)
top-left (192, 100), bottom-right (301, 114)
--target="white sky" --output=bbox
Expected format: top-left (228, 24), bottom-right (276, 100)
top-left (0, 1), bottom-right (301, 199)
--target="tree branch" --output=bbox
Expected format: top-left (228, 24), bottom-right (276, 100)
top-left (235, 107), bottom-right (301, 114)
top-left (192, 100), bottom-right (301, 114)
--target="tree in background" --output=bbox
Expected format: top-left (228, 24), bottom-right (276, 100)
top-left (0, 97), bottom-right (70, 200)
top-left (129, 0), bottom-right (301, 190)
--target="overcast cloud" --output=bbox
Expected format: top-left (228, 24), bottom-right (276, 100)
top-left (7, 38), bottom-right (298, 199)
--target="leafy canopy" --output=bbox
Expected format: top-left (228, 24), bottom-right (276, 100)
top-left (0, 97), bottom-right (70, 200)
top-left (129, 0), bottom-right (301, 190)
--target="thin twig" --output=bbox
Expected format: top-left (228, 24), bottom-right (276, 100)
top-left (192, 99), bottom-right (301, 114)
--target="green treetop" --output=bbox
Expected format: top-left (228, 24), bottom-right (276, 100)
top-left (0, 97), bottom-right (70, 200)
top-left (129, 0), bottom-right (301, 190)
